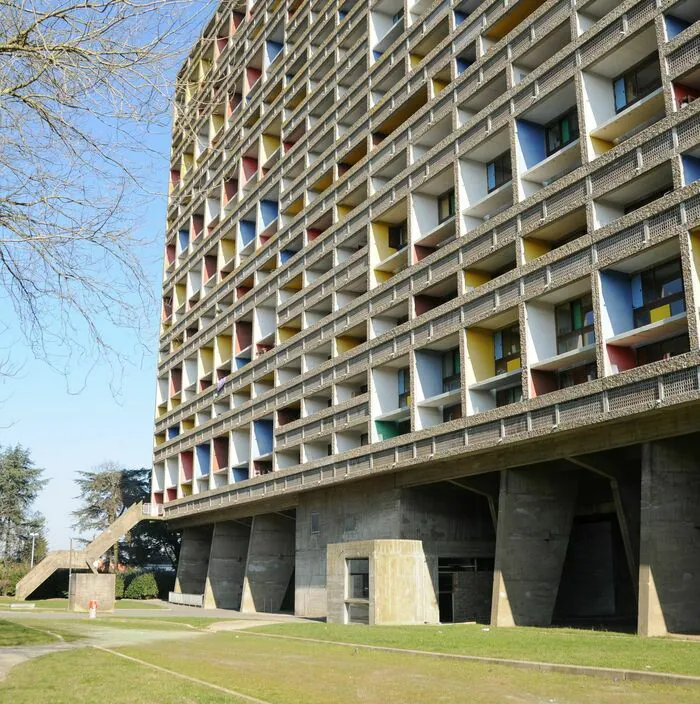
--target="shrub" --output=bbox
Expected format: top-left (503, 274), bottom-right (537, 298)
top-left (114, 574), bottom-right (125, 599)
top-left (0, 562), bottom-right (30, 597)
top-left (124, 572), bottom-right (158, 600)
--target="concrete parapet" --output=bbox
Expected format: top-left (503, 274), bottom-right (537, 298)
top-left (69, 573), bottom-right (115, 612)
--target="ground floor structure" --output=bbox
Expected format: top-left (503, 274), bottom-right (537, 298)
top-left (171, 431), bottom-right (700, 636)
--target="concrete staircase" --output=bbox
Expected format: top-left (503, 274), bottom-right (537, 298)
top-left (15, 502), bottom-right (149, 600)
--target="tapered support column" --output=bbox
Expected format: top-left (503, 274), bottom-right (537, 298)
top-left (203, 521), bottom-right (251, 610)
top-left (174, 526), bottom-right (213, 595)
top-left (638, 439), bottom-right (700, 636)
top-left (240, 513), bottom-right (295, 613)
top-left (491, 466), bottom-right (578, 627)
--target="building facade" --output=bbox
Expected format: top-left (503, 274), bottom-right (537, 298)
top-left (154, 0), bottom-right (700, 634)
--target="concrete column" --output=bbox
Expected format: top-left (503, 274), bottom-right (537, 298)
top-left (240, 513), bottom-right (295, 613)
top-left (174, 525), bottom-right (213, 595)
top-left (638, 439), bottom-right (700, 636)
top-left (491, 466), bottom-right (578, 627)
top-left (203, 521), bottom-right (251, 610)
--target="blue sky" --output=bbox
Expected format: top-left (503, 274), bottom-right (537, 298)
top-left (0, 177), bottom-right (167, 549)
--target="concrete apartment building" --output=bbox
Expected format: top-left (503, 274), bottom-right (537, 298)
top-left (154, 0), bottom-right (700, 635)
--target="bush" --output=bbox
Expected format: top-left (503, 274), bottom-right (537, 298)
top-left (124, 572), bottom-right (158, 600)
top-left (0, 562), bottom-right (30, 597)
top-left (114, 574), bottom-right (125, 599)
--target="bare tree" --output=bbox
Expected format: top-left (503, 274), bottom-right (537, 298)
top-left (0, 0), bottom-right (219, 377)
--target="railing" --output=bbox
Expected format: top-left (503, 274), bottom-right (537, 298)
top-left (142, 503), bottom-right (164, 518)
top-left (169, 591), bottom-right (204, 607)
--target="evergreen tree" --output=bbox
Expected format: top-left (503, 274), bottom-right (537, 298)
top-left (0, 445), bottom-right (48, 563)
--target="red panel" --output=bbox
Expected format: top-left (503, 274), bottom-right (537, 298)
top-left (181, 450), bottom-right (194, 481)
top-left (607, 344), bottom-right (637, 373)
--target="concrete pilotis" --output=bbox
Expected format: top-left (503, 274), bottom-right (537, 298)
top-left (203, 521), bottom-right (250, 609)
top-left (491, 466), bottom-right (578, 627)
top-left (638, 439), bottom-right (700, 636)
top-left (174, 525), bottom-right (213, 595)
top-left (240, 513), bottom-right (295, 613)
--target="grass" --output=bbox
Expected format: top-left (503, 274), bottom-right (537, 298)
top-left (0, 648), bottom-right (241, 703)
top-left (0, 619), bottom-right (78, 646)
top-left (251, 622), bottom-right (700, 676)
top-left (114, 599), bottom-right (167, 610)
top-left (0, 597), bottom-right (69, 611)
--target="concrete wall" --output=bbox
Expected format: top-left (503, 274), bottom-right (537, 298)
top-left (638, 438), bottom-right (700, 636)
top-left (241, 513), bottom-right (295, 613)
top-left (327, 539), bottom-right (439, 625)
top-left (491, 465), bottom-right (578, 627)
top-left (69, 573), bottom-right (115, 612)
top-left (175, 525), bottom-right (213, 595)
top-left (204, 520), bottom-right (250, 609)
top-left (295, 476), bottom-right (402, 618)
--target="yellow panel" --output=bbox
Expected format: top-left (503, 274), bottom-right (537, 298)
top-left (182, 419), bottom-right (194, 431)
top-left (506, 357), bottom-right (521, 373)
top-left (371, 221), bottom-right (395, 261)
top-left (215, 335), bottom-right (232, 363)
top-left (590, 136), bottom-right (614, 157)
top-left (410, 54), bottom-right (423, 68)
top-left (432, 78), bottom-right (447, 96)
top-left (523, 238), bottom-right (551, 263)
top-left (466, 328), bottom-right (495, 382)
top-left (337, 204), bottom-right (352, 220)
top-left (464, 269), bottom-right (492, 291)
top-left (220, 239), bottom-right (235, 261)
top-left (649, 304), bottom-right (671, 323)
top-left (181, 484), bottom-right (192, 496)
top-left (336, 336), bottom-right (361, 354)
top-left (199, 347), bottom-right (214, 374)
top-left (278, 327), bottom-right (299, 341)
top-left (285, 274), bottom-right (303, 290)
top-left (486, 0), bottom-right (542, 40)
top-left (262, 134), bottom-right (280, 160)
top-left (373, 269), bottom-right (393, 286)
top-left (690, 233), bottom-right (700, 293)
top-left (285, 197), bottom-right (304, 216)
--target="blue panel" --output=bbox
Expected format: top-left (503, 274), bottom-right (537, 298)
top-left (493, 331), bottom-right (503, 360)
top-left (454, 10), bottom-right (468, 25)
top-left (254, 420), bottom-right (273, 456)
top-left (178, 230), bottom-right (189, 249)
top-left (613, 78), bottom-right (626, 112)
top-left (516, 119), bottom-right (546, 171)
top-left (664, 15), bottom-right (690, 40)
top-left (339, 9), bottom-right (347, 20)
top-left (373, 50), bottom-right (383, 60)
top-left (631, 274), bottom-right (643, 309)
top-left (240, 220), bottom-right (256, 245)
top-left (266, 40), bottom-right (283, 63)
top-left (167, 426), bottom-right (179, 440)
top-left (260, 199), bottom-right (279, 227)
top-left (235, 356), bottom-right (250, 369)
top-left (196, 443), bottom-right (211, 476)
top-left (456, 57), bottom-right (472, 74)
top-left (600, 270), bottom-right (635, 335)
top-left (280, 249), bottom-right (295, 263)
top-left (233, 465), bottom-right (249, 482)
top-left (681, 154), bottom-right (700, 185)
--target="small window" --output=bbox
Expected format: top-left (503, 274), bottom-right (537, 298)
top-left (555, 295), bottom-right (595, 354)
top-left (441, 349), bottom-right (461, 392)
top-left (613, 54), bottom-right (661, 113)
top-left (347, 558), bottom-right (369, 599)
top-left (545, 109), bottom-right (579, 156)
top-left (494, 324), bottom-right (520, 374)
top-left (637, 333), bottom-right (689, 365)
top-left (486, 152), bottom-right (511, 192)
top-left (496, 385), bottom-right (522, 407)
top-left (437, 189), bottom-right (456, 223)
top-left (632, 258), bottom-right (685, 327)
top-left (397, 367), bottom-right (410, 407)
top-left (442, 404), bottom-right (462, 422)
top-left (392, 8), bottom-right (404, 24)
top-left (360, 432), bottom-right (369, 446)
top-left (310, 512), bottom-right (320, 534)
top-left (388, 221), bottom-right (408, 250)
top-left (558, 363), bottom-right (597, 389)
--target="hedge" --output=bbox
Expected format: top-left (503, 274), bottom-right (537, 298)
top-left (124, 572), bottom-right (158, 600)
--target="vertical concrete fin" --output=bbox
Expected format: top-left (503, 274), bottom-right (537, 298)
top-left (175, 525), bottom-right (213, 595)
top-left (203, 521), bottom-right (251, 610)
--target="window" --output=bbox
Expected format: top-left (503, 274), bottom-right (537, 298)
top-left (347, 558), bottom-right (369, 599)
top-left (496, 385), bottom-right (522, 407)
top-left (392, 8), bottom-right (404, 24)
top-left (360, 432), bottom-right (369, 446)
top-left (442, 348), bottom-right (461, 392)
top-left (637, 333), bottom-right (689, 365)
top-left (545, 109), bottom-right (579, 156)
top-left (632, 259), bottom-right (685, 327)
top-left (398, 367), bottom-right (410, 407)
top-left (558, 363), bottom-right (597, 389)
top-left (494, 324), bottom-right (520, 374)
top-left (555, 295), bottom-right (595, 354)
top-left (442, 404), bottom-right (462, 422)
top-left (486, 152), bottom-right (511, 192)
top-left (438, 189), bottom-right (456, 223)
top-left (311, 512), bottom-right (320, 534)
top-left (613, 55), bottom-right (662, 113)
top-left (388, 221), bottom-right (408, 250)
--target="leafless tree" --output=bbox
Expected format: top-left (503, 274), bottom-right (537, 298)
top-left (0, 0), bottom-right (222, 378)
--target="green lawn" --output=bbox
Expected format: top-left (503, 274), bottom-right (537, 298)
top-left (0, 619), bottom-right (67, 646)
top-left (0, 597), bottom-right (69, 611)
top-left (0, 648), bottom-right (240, 703)
top-left (114, 599), bottom-right (167, 610)
top-left (251, 622), bottom-right (700, 677)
